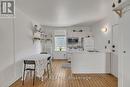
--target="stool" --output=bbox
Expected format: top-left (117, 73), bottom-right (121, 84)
top-left (22, 60), bottom-right (36, 85)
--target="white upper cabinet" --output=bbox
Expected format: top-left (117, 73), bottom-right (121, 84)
top-left (83, 37), bottom-right (94, 51)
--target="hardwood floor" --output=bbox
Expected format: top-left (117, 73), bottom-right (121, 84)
top-left (10, 60), bottom-right (117, 87)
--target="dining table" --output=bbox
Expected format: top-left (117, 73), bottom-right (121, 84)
top-left (22, 54), bottom-right (51, 81)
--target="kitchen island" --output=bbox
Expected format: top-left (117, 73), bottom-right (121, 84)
top-left (71, 51), bottom-right (110, 74)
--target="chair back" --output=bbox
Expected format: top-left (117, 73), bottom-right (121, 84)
top-left (24, 60), bottom-right (35, 65)
top-left (47, 56), bottom-right (51, 61)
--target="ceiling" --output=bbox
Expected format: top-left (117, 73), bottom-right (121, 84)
top-left (16, 0), bottom-right (111, 27)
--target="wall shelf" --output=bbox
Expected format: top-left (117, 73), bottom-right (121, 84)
top-left (32, 37), bottom-right (41, 43)
top-left (113, 0), bottom-right (130, 17)
top-left (33, 37), bottom-right (41, 40)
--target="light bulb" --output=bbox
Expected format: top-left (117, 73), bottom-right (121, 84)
top-left (101, 27), bottom-right (107, 32)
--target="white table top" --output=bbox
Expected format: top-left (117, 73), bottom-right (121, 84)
top-left (23, 54), bottom-right (51, 79)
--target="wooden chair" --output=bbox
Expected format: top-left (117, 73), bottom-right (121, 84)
top-left (22, 60), bottom-right (36, 85)
top-left (47, 56), bottom-right (52, 78)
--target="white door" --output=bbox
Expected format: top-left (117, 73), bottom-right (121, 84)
top-left (118, 10), bottom-right (130, 87)
top-left (111, 24), bottom-right (119, 77)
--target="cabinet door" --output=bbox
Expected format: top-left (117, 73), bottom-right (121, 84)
top-left (53, 51), bottom-right (66, 59)
top-left (84, 38), bottom-right (94, 50)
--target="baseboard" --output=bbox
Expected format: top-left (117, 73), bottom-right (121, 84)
top-left (72, 73), bottom-right (112, 75)
top-left (108, 73), bottom-right (118, 79)
top-left (9, 77), bottom-right (22, 86)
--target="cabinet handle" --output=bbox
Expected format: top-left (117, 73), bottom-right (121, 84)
top-left (112, 45), bottom-right (115, 48)
top-left (123, 51), bottom-right (126, 53)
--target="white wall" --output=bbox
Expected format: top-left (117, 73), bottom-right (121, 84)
top-left (118, 8), bottom-right (130, 87)
top-left (91, 19), bottom-right (112, 51)
top-left (0, 18), bottom-right (15, 87)
top-left (14, 8), bottom-right (40, 83)
top-left (91, 11), bottom-right (119, 51)
top-left (91, 6), bottom-right (130, 87)
top-left (0, 8), bottom-right (39, 87)
top-left (91, 11), bottom-right (119, 78)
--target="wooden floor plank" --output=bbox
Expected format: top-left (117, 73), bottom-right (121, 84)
top-left (10, 60), bottom-right (117, 87)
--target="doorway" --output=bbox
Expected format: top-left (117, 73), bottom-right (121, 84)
top-left (111, 24), bottom-right (119, 78)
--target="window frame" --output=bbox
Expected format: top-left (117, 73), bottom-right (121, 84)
top-left (54, 35), bottom-right (66, 52)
